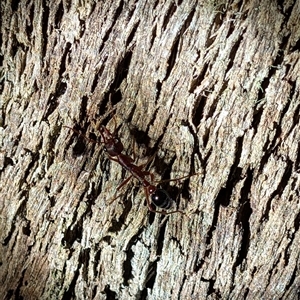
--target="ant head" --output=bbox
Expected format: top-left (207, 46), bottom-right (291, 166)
top-left (150, 187), bottom-right (173, 209)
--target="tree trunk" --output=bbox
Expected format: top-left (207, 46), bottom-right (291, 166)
top-left (1, 0), bottom-right (299, 299)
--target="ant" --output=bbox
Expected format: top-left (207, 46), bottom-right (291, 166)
top-left (65, 117), bottom-right (194, 215)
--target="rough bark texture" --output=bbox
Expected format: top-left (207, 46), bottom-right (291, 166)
top-left (1, 0), bottom-right (300, 299)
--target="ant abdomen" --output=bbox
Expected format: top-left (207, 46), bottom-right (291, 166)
top-left (151, 188), bottom-right (173, 209)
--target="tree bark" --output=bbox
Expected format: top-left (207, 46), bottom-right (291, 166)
top-left (1, 0), bottom-right (300, 299)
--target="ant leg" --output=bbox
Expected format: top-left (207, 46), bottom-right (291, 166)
top-left (107, 94), bottom-right (121, 136)
top-left (139, 151), bottom-right (157, 169)
top-left (64, 126), bottom-right (98, 144)
top-left (140, 154), bottom-right (198, 186)
top-left (107, 193), bottom-right (123, 205)
top-left (107, 175), bottom-right (133, 204)
top-left (94, 100), bottom-right (117, 131)
top-left (111, 113), bottom-right (118, 136)
top-left (116, 175), bottom-right (133, 191)
top-left (154, 173), bottom-right (200, 184)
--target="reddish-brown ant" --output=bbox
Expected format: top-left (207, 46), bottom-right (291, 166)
top-left (65, 118), bottom-right (194, 215)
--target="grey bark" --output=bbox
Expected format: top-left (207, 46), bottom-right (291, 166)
top-left (1, 0), bottom-right (300, 299)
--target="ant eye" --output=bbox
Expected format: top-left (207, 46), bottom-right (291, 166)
top-left (151, 189), bottom-right (172, 209)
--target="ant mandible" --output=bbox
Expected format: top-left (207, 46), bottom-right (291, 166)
top-left (65, 116), bottom-right (193, 215)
